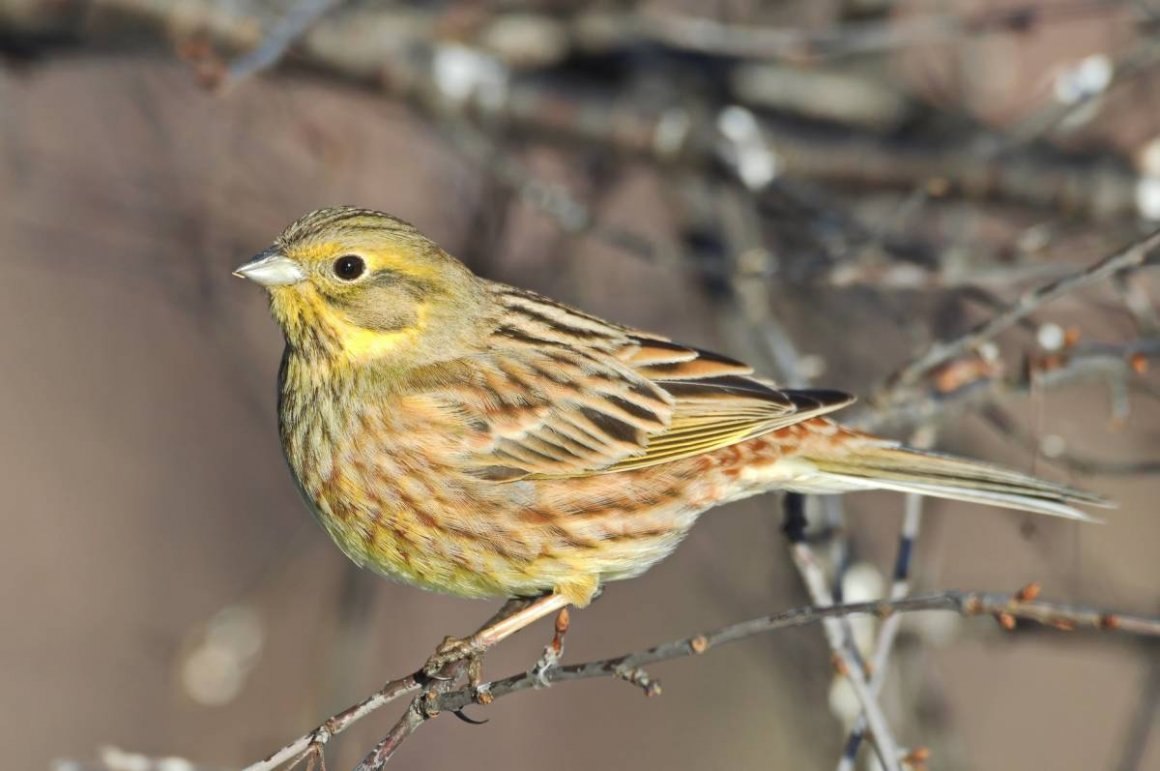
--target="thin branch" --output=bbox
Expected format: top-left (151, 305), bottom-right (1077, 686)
top-left (1113, 636), bottom-right (1160, 771)
top-left (37, 1), bottom-right (1141, 220)
top-left (838, 493), bottom-right (926, 771)
top-left (981, 404), bottom-right (1160, 476)
top-left (883, 229), bottom-right (1160, 394)
top-left (628, 1), bottom-right (1153, 62)
top-left (219, 0), bottom-right (340, 87)
top-left (855, 338), bottom-right (1160, 434)
top-left (241, 675), bottom-right (421, 771)
top-left (442, 123), bottom-right (666, 264)
top-left (431, 588), bottom-right (1160, 717)
top-left (718, 185), bottom-right (808, 387)
top-left (353, 682), bottom-right (449, 771)
top-left (783, 495), bottom-right (902, 771)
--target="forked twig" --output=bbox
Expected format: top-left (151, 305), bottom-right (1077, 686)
top-left (884, 230), bottom-right (1160, 394)
top-left (838, 493), bottom-right (925, 770)
top-left (782, 494), bottom-right (902, 771)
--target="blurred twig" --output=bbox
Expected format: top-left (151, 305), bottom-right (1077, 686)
top-left (6, 0), bottom-right (1137, 219)
top-left (218, 0), bottom-right (340, 87)
top-left (838, 493), bottom-right (926, 771)
top-left (981, 403), bottom-right (1160, 476)
top-left (1114, 636), bottom-right (1160, 771)
top-left (783, 495), bottom-right (903, 771)
top-left (855, 337), bottom-right (1160, 434)
top-left (625, 1), bottom-right (1156, 62)
top-left (880, 229), bottom-right (1160, 397)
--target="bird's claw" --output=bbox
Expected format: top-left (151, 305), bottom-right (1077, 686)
top-left (423, 635), bottom-right (482, 679)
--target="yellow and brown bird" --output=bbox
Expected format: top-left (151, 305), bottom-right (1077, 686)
top-left (235, 206), bottom-right (1105, 627)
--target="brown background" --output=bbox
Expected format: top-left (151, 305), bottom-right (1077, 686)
top-left (3, 4), bottom-right (1160, 769)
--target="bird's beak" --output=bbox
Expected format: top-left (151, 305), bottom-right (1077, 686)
top-left (233, 248), bottom-right (306, 287)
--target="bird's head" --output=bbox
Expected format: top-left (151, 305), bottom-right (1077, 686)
top-left (236, 207), bottom-right (486, 366)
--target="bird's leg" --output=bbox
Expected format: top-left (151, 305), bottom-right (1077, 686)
top-left (433, 596), bottom-right (535, 689)
top-left (480, 595), bottom-right (540, 628)
top-left (532, 607), bottom-right (571, 685)
top-left (428, 595), bottom-right (535, 677)
top-left (423, 593), bottom-right (572, 678)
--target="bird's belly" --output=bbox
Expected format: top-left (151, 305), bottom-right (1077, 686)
top-left (301, 475), bottom-right (527, 599)
top-left (297, 458), bottom-right (718, 601)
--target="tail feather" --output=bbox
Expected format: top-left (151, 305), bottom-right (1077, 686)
top-left (802, 444), bottom-right (1111, 523)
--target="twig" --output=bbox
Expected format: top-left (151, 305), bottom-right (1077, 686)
top-left (43, 1), bottom-right (1142, 220)
top-left (882, 230), bottom-right (1160, 395)
top-left (838, 493), bottom-right (926, 771)
top-left (219, 0), bottom-right (340, 87)
top-left (595, 2), bottom-right (1153, 63)
top-left (241, 675), bottom-right (421, 771)
top-left (1001, 37), bottom-right (1160, 150)
top-left (783, 495), bottom-right (903, 771)
top-left (718, 185), bottom-right (808, 387)
top-left (855, 337), bottom-right (1160, 434)
top-left (1113, 636), bottom-right (1160, 771)
top-left (353, 670), bottom-right (464, 771)
top-left (981, 404), bottom-right (1160, 476)
top-left (442, 123), bottom-right (665, 264)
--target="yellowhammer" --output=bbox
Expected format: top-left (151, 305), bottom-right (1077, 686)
top-left (235, 206), bottom-right (1106, 659)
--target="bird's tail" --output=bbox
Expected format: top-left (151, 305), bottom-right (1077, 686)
top-left (799, 442), bottom-right (1111, 522)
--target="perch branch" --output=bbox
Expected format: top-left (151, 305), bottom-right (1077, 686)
top-left (86, 588), bottom-right (1160, 771)
top-left (430, 588), bottom-right (1160, 714)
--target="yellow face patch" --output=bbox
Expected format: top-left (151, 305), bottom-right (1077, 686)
top-left (332, 321), bottom-right (423, 361)
top-left (271, 280), bottom-right (430, 364)
top-left (322, 296), bottom-right (430, 363)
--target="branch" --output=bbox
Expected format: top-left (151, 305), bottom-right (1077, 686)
top-left (838, 493), bottom-right (926, 770)
top-left (242, 674), bottom-right (421, 771)
top-left (980, 404), bottom-right (1160, 476)
top-left (82, 587), bottom-right (1158, 771)
top-left (781, 494), bottom-right (901, 771)
top-left (218, 0), bottom-right (340, 87)
top-left (854, 338), bottom-right (1160, 434)
top-left (880, 229), bottom-right (1160, 396)
top-left (431, 588), bottom-right (1160, 717)
top-left (15, 0), bottom-right (1140, 219)
top-left (624, 2), bottom-right (1157, 62)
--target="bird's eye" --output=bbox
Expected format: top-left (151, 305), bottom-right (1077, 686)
top-left (333, 255), bottom-right (366, 281)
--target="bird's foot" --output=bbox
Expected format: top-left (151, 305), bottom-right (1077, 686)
top-left (423, 635), bottom-right (483, 680)
top-left (532, 607), bottom-right (571, 686)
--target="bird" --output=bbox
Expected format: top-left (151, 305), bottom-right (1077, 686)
top-left (235, 206), bottom-right (1106, 660)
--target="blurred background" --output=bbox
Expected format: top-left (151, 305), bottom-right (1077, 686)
top-left (3, 0), bottom-right (1160, 769)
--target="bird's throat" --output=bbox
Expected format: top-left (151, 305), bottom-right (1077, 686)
top-left (270, 286), bottom-right (427, 366)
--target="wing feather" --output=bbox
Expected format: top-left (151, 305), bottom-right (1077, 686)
top-left (443, 285), bottom-right (854, 480)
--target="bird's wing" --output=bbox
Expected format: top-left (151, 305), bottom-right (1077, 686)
top-left (438, 285), bottom-right (853, 480)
